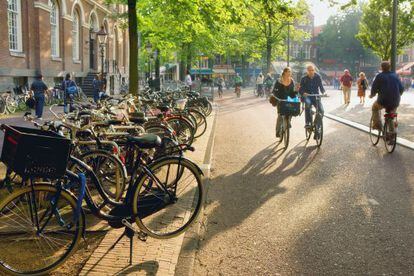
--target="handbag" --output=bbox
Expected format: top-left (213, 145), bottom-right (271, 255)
top-left (269, 95), bottom-right (277, 107)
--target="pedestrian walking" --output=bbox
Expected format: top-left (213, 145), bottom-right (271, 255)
top-left (340, 69), bottom-right (353, 104)
top-left (92, 73), bottom-right (104, 103)
top-left (357, 72), bottom-right (368, 104)
top-left (61, 73), bottom-right (78, 113)
top-left (185, 71), bottom-right (193, 91)
top-left (217, 76), bottom-right (225, 98)
top-left (30, 73), bottom-right (49, 119)
top-left (264, 73), bottom-right (274, 98)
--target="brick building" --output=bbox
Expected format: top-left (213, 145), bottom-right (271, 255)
top-left (0, 0), bottom-right (129, 94)
top-left (290, 12), bottom-right (316, 62)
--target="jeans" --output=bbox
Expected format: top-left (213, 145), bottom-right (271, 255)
top-left (34, 93), bottom-right (45, 118)
top-left (93, 91), bottom-right (100, 103)
top-left (305, 96), bottom-right (324, 125)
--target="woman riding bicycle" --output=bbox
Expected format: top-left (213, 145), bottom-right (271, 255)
top-left (272, 67), bottom-right (297, 138)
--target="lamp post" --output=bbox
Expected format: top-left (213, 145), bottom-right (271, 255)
top-left (96, 26), bottom-right (108, 75)
top-left (391, 0), bottom-right (398, 72)
top-left (287, 22), bottom-right (291, 67)
top-left (146, 42), bottom-right (153, 80)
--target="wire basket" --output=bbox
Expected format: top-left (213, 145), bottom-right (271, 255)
top-left (175, 99), bottom-right (188, 111)
top-left (279, 101), bottom-right (301, 117)
top-left (1, 125), bottom-right (72, 179)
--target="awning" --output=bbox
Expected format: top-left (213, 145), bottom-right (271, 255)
top-left (190, 68), bottom-right (213, 75)
top-left (213, 68), bottom-right (236, 75)
top-left (397, 62), bottom-right (414, 75)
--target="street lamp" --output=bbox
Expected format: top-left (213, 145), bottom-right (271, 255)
top-left (391, 0), bottom-right (398, 72)
top-left (146, 42), bottom-right (153, 79)
top-left (96, 26), bottom-right (108, 74)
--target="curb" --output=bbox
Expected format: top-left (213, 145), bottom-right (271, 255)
top-left (325, 113), bottom-right (414, 150)
top-left (175, 104), bottom-right (219, 276)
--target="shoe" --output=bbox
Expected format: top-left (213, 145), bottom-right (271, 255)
top-left (305, 124), bottom-right (312, 129)
top-left (37, 117), bottom-right (43, 120)
top-left (276, 132), bottom-right (281, 138)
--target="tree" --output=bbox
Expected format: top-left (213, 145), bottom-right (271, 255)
top-left (357, 0), bottom-right (414, 60)
top-left (317, 9), bottom-right (376, 70)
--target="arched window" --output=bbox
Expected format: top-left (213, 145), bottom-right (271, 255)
top-left (72, 10), bottom-right (80, 61)
top-left (7, 0), bottom-right (23, 52)
top-left (50, 0), bottom-right (60, 57)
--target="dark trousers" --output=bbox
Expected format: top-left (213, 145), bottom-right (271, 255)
top-left (93, 91), bottom-right (100, 103)
top-left (305, 97), bottom-right (324, 125)
top-left (34, 93), bottom-right (45, 118)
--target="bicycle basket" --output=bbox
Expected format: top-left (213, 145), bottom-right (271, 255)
top-left (175, 99), bottom-right (188, 111)
top-left (279, 101), bottom-right (301, 116)
top-left (1, 125), bottom-right (72, 179)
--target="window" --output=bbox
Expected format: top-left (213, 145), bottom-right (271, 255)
top-left (72, 11), bottom-right (80, 61)
top-left (50, 0), bottom-right (59, 57)
top-left (7, 0), bottom-right (22, 52)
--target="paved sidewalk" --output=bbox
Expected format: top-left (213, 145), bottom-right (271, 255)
top-left (324, 87), bottom-right (414, 142)
top-left (79, 109), bottom-right (217, 276)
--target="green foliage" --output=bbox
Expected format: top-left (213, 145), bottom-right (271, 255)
top-left (356, 0), bottom-right (414, 60)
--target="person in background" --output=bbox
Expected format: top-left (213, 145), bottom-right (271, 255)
top-left (185, 71), bottom-right (193, 91)
top-left (92, 73), bottom-right (103, 103)
top-left (30, 73), bottom-right (49, 119)
top-left (340, 69), bottom-right (353, 104)
top-left (256, 73), bottom-right (264, 96)
top-left (272, 67), bottom-right (297, 137)
top-left (234, 73), bottom-right (243, 93)
top-left (61, 73), bottom-right (77, 113)
top-left (264, 73), bottom-right (274, 98)
top-left (217, 76), bottom-right (225, 98)
top-left (357, 72), bottom-right (368, 104)
top-left (370, 61), bottom-right (404, 133)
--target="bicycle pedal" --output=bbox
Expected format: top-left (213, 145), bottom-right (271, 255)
top-left (137, 231), bottom-right (148, 242)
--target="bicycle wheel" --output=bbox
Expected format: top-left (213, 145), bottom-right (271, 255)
top-left (5, 95), bottom-right (17, 114)
top-left (0, 184), bottom-right (84, 275)
top-left (72, 150), bottom-right (127, 202)
top-left (276, 117), bottom-right (284, 143)
top-left (165, 117), bottom-right (195, 145)
top-left (190, 109), bottom-right (207, 138)
top-left (283, 118), bottom-right (290, 148)
top-left (132, 157), bottom-right (203, 239)
top-left (0, 96), bottom-right (7, 115)
top-left (305, 127), bottom-right (312, 141)
top-left (384, 120), bottom-right (397, 153)
top-left (369, 116), bottom-right (381, 146)
top-left (315, 115), bottom-right (324, 147)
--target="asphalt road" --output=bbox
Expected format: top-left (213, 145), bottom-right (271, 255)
top-left (193, 89), bottom-right (414, 275)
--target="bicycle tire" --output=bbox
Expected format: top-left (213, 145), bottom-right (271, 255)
top-left (277, 117), bottom-right (284, 143)
top-left (283, 118), bottom-right (290, 148)
top-left (0, 96), bottom-right (7, 115)
top-left (384, 120), bottom-right (397, 153)
top-left (72, 150), bottom-right (127, 202)
top-left (165, 116), bottom-right (195, 145)
top-left (190, 109), bottom-right (207, 138)
top-left (5, 95), bottom-right (17, 114)
top-left (0, 184), bottom-right (84, 275)
top-left (369, 116), bottom-right (381, 146)
top-left (132, 157), bottom-right (203, 239)
top-left (315, 115), bottom-right (324, 147)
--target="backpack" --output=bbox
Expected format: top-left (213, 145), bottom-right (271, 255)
top-left (64, 80), bottom-right (78, 96)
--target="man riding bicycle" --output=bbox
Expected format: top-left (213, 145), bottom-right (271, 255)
top-left (370, 61), bottom-right (404, 132)
top-left (299, 65), bottom-right (326, 131)
top-left (234, 73), bottom-right (243, 95)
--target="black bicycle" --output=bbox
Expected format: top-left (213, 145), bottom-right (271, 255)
top-left (274, 97), bottom-right (301, 148)
top-left (369, 111), bottom-right (398, 153)
top-left (0, 125), bottom-right (204, 275)
top-left (304, 94), bottom-right (326, 147)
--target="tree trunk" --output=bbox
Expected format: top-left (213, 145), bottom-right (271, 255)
top-left (241, 54), bottom-right (246, 87)
top-left (128, 0), bottom-right (139, 95)
top-left (186, 43), bottom-right (192, 73)
top-left (155, 49), bottom-right (160, 79)
top-left (179, 44), bottom-right (186, 81)
top-left (266, 22), bottom-right (272, 74)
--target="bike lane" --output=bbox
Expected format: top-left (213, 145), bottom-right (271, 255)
top-left (192, 89), bottom-right (414, 275)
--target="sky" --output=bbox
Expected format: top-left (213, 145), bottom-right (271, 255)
top-left (306, 0), bottom-right (349, 26)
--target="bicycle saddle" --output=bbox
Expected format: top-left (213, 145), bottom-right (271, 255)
top-left (127, 134), bottom-right (162, 149)
top-left (129, 117), bottom-right (148, 124)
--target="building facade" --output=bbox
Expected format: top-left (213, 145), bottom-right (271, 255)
top-left (290, 12), bottom-right (316, 62)
top-left (0, 0), bottom-right (129, 94)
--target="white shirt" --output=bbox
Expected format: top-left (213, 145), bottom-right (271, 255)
top-left (256, 75), bottom-right (264, 85)
top-left (185, 74), bottom-right (192, 86)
